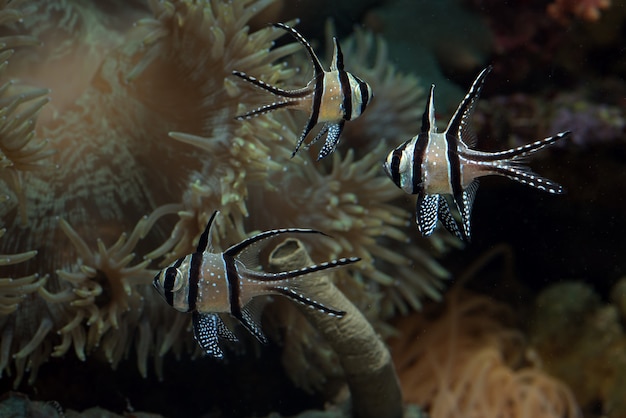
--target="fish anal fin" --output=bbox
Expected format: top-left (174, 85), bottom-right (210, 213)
top-left (217, 314), bottom-right (239, 342)
top-left (239, 297), bottom-right (270, 344)
top-left (292, 115), bottom-right (319, 158)
top-left (192, 311), bottom-right (224, 359)
top-left (437, 196), bottom-right (464, 241)
top-left (459, 180), bottom-right (479, 241)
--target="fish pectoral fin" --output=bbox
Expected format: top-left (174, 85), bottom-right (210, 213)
top-left (416, 193), bottom-right (439, 236)
top-left (272, 285), bottom-right (346, 317)
top-left (238, 297), bottom-right (270, 344)
top-left (316, 120), bottom-right (344, 161)
top-left (192, 312), bottom-right (225, 359)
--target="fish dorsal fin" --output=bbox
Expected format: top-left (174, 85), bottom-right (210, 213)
top-left (192, 311), bottom-right (224, 358)
top-left (437, 195), bottom-right (464, 241)
top-left (196, 211), bottom-right (219, 253)
top-left (225, 228), bottom-right (325, 268)
top-left (240, 296), bottom-right (270, 344)
top-left (421, 84), bottom-right (437, 134)
top-left (416, 193), bottom-right (439, 237)
top-left (445, 66), bottom-right (491, 147)
top-left (330, 37), bottom-right (344, 71)
top-left (273, 23), bottom-right (324, 78)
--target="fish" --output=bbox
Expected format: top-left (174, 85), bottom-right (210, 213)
top-left (383, 66), bottom-right (570, 241)
top-left (232, 22), bottom-right (373, 161)
top-left (153, 211), bottom-right (360, 358)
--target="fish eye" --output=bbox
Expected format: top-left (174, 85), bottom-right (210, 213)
top-left (162, 267), bottom-right (184, 292)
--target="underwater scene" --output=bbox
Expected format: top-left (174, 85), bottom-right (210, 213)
top-left (0, 0), bottom-right (624, 417)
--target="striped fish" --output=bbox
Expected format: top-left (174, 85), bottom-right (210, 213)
top-left (232, 23), bottom-right (373, 161)
top-left (153, 211), bottom-right (359, 358)
top-left (383, 67), bottom-right (570, 241)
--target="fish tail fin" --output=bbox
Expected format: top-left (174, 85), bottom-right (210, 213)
top-left (492, 164), bottom-right (565, 194)
top-left (244, 257), bottom-right (360, 316)
top-left (485, 131), bottom-right (570, 161)
top-left (234, 101), bottom-right (294, 120)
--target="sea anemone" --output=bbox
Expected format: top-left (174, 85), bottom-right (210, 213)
top-left (0, 0), bottom-right (453, 397)
top-left (390, 284), bottom-right (581, 418)
top-left (0, 0), bottom-right (302, 386)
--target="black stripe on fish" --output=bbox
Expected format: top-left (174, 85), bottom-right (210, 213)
top-left (292, 74), bottom-right (325, 157)
top-left (411, 135), bottom-right (427, 194)
top-left (446, 132), bottom-right (469, 240)
top-left (339, 71), bottom-right (352, 120)
top-left (163, 267), bottom-right (177, 306)
top-left (358, 77), bottom-right (369, 116)
top-left (187, 252), bottom-right (202, 312)
top-left (224, 252), bottom-right (243, 323)
top-left (390, 145), bottom-right (404, 188)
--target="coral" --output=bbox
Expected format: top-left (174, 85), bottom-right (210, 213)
top-left (547, 0), bottom-right (612, 23)
top-left (474, 87), bottom-right (625, 152)
top-left (390, 284), bottom-right (580, 418)
top-left (530, 280), bottom-right (626, 418)
top-left (267, 238), bottom-right (402, 418)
